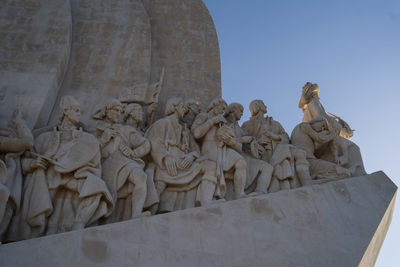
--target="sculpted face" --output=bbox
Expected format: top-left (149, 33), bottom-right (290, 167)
top-left (130, 106), bottom-right (143, 123)
top-left (186, 101), bottom-right (201, 115)
top-left (233, 106), bottom-right (243, 121)
top-left (259, 102), bottom-right (267, 114)
top-left (176, 101), bottom-right (186, 119)
top-left (213, 102), bottom-right (227, 115)
top-left (299, 82), bottom-right (320, 108)
top-left (65, 105), bottom-right (81, 125)
top-left (107, 105), bottom-right (123, 123)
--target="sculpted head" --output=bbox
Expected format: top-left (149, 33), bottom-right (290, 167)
top-left (59, 95), bottom-right (81, 124)
top-left (225, 102), bottom-right (243, 121)
top-left (299, 82), bottom-right (320, 108)
top-left (207, 97), bottom-right (227, 115)
top-left (165, 97), bottom-right (185, 118)
top-left (249, 100), bottom-right (267, 116)
top-left (124, 103), bottom-right (143, 123)
top-left (184, 99), bottom-right (201, 115)
top-left (104, 99), bottom-right (123, 123)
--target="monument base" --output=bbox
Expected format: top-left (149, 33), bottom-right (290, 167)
top-left (0, 171), bottom-right (396, 267)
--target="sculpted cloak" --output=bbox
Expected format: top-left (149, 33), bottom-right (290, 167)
top-left (97, 121), bottom-right (157, 222)
top-left (291, 122), bottom-right (351, 180)
top-left (0, 121), bottom-right (33, 240)
top-left (7, 127), bottom-right (114, 241)
top-left (242, 116), bottom-right (300, 191)
top-left (229, 121), bottom-right (273, 195)
top-left (146, 116), bottom-right (203, 212)
top-left (301, 99), bottom-right (366, 176)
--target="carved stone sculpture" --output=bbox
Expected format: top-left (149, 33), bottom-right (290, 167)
top-left (95, 100), bottom-right (156, 223)
top-left (298, 82), bottom-right (366, 176)
top-left (182, 99), bottom-right (201, 128)
top-left (124, 104), bottom-right (159, 212)
top-left (145, 98), bottom-right (217, 212)
top-left (0, 110), bottom-right (33, 241)
top-left (242, 100), bottom-right (310, 191)
top-left (291, 116), bottom-right (352, 180)
top-left (192, 98), bottom-right (251, 201)
top-left (7, 96), bottom-right (113, 241)
top-left (224, 103), bottom-right (274, 196)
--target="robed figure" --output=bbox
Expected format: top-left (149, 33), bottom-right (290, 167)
top-left (146, 98), bottom-right (217, 212)
top-left (7, 96), bottom-right (113, 241)
top-left (95, 100), bottom-right (157, 222)
top-left (0, 109), bottom-right (33, 241)
top-left (298, 82), bottom-right (366, 177)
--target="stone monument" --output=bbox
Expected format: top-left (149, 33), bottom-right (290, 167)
top-left (0, 1), bottom-right (396, 266)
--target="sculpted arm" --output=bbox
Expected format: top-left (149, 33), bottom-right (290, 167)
top-left (278, 129), bottom-right (290, 144)
top-left (191, 113), bottom-right (226, 140)
top-left (236, 126), bottom-right (254, 144)
top-left (191, 113), bottom-right (214, 139)
top-left (0, 117), bottom-right (33, 153)
top-left (130, 133), bottom-right (151, 158)
top-left (230, 139), bottom-right (243, 153)
top-left (0, 136), bottom-right (32, 153)
top-left (98, 128), bottom-right (114, 147)
top-left (301, 123), bottom-right (334, 144)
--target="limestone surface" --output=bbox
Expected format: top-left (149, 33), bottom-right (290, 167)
top-left (0, 0), bottom-right (221, 129)
top-left (0, 0), bottom-right (72, 129)
top-left (48, 0), bottom-right (152, 127)
top-left (0, 171), bottom-right (396, 267)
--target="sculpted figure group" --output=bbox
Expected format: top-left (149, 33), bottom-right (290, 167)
top-left (0, 82), bottom-right (366, 242)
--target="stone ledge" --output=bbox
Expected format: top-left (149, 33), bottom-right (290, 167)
top-left (0, 171), bottom-right (396, 267)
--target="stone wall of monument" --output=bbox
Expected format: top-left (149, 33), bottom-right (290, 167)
top-left (0, 0), bottom-right (221, 128)
top-left (142, 0), bottom-right (221, 118)
top-left (47, 0), bottom-right (152, 127)
top-left (0, 0), bottom-right (72, 128)
top-left (40, 0), bottom-right (222, 127)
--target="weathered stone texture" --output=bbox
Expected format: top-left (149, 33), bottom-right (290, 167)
top-left (0, 172), bottom-right (396, 266)
top-left (48, 0), bottom-right (152, 127)
top-left (1, 0), bottom-right (221, 127)
top-left (0, 0), bottom-right (72, 128)
top-left (142, 0), bottom-right (221, 118)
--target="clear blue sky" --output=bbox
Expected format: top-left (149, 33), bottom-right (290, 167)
top-left (203, 0), bottom-right (400, 265)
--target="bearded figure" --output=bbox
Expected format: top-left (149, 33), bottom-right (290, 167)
top-left (223, 102), bottom-right (274, 196)
top-left (7, 96), bottom-right (113, 241)
top-left (146, 97), bottom-right (218, 212)
top-left (95, 100), bottom-right (156, 223)
top-left (242, 100), bottom-right (311, 192)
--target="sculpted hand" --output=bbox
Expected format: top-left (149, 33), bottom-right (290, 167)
top-left (164, 156), bottom-right (178, 176)
top-left (211, 115), bottom-right (226, 125)
top-left (102, 128), bottom-right (115, 143)
top-left (120, 144), bottom-right (134, 158)
top-left (240, 136), bottom-right (253, 144)
top-left (179, 154), bottom-right (194, 169)
top-left (31, 157), bottom-right (48, 170)
top-left (221, 133), bottom-right (235, 146)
